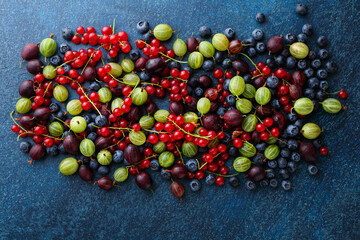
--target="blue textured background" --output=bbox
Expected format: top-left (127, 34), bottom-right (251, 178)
top-left (0, 0), bottom-right (359, 239)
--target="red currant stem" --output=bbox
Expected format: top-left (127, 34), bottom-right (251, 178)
top-left (242, 44), bottom-right (252, 47)
top-left (128, 81), bottom-right (140, 98)
top-left (77, 83), bottom-right (102, 117)
top-left (324, 89), bottom-right (342, 95)
top-left (13, 96), bottom-right (22, 100)
top-left (142, 129), bottom-right (167, 134)
top-left (199, 162), bottom-right (208, 170)
top-left (17, 131), bottom-right (31, 141)
top-left (251, 74), bottom-right (263, 79)
top-left (42, 134), bottom-right (64, 141)
top-left (175, 146), bottom-right (185, 166)
top-left (140, 40), bottom-right (188, 64)
top-left (205, 171), bottom-right (240, 178)
top-left (81, 51), bottom-right (95, 75)
top-left (128, 154), bottom-right (158, 167)
top-left (112, 18), bottom-right (116, 35)
top-left (20, 59), bottom-right (23, 68)
top-left (169, 119), bottom-right (210, 140)
top-left (239, 52), bottom-right (262, 73)
top-left (10, 111), bottom-right (26, 131)
top-left (107, 73), bottom-right (125, 84)
top-left (107, 126), bottom-right (132, 132)
top-left (54, 117), bottom-right (71, 129)
top-left (163, 76), bottom-right (188, 83)
top-left (101, 57), bottom-right (105, 66)
top-left (54, 57), bottom-right (81, 71)
top-left (140, 81), bottom-right (162, 87)
top-left (42, 82), bottom-right (52, 97)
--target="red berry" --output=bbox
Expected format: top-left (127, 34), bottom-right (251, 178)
top-left (260, 132), bottom-right (270, 141)
top-left (270, 128), bottom-right (280, 137)
top-left (76, 26), bottom-right (85, 34)
top-left (233, 138), bottom-right (243, 148)
top-left (215, 176), bottom-right (225, 186)
top-left (264, 118), bottom-right (274, 127)
top-left (338, 90), bottom-right (347, 99)
top-left (11, 125), bottom-right (20, 132)
top-left (320, 147), bottom-right (328, 155)
top-left (256, 123), bottom-right (266, 132)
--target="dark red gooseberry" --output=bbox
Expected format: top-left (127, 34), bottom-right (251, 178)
top-left (63, 135), bottom-right (80, 155)
top-left (135, 171), bottom-right (152, 190)
top-left (186, 36), bottom-right (199, 52)
top-left (232, 60), bottom-right (250, 75)
top-left (170, 181), bottom-right (185, 201)
top-left (169, 101), bottom-right (185, 115)
top-left (29, 144), bottom-right (45, 161)
top-left (224, 109), bottom-right (243, 127)
top-left (21, 43), bottom-right (39, 60)
top-left (299, 142), bottom-right (317, 163)
top-left (267, 36), bottom-right (284, 54)
top-left (124, 144), bottom-right (142, 164)
top-left (202, 113), bottom-right (223, 132)
top-left (26, 59), bottom-right (43, 75)
top-left (97, 177), bottom-right (113, 190)
top-left (171, 165), bottom-right (188, 179)
top-left (78, 165), bottom-right (93, 182)
top-left (19, 80), bottom-right (35, 98)
top-left (204, 88), bottom-right (219, 102)
top-left (248, 165), bottom-right (266, 182)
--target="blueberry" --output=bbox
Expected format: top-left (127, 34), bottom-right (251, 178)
top-left (80, 156), bottom-right (90, 165)
top-left (62, 28), bottom-right (74, 40)
top-left (194, 87), bottom-right (204, 98)
top-left (228, 176), bottom-right (239, 187)
top-left (143, 32), bottom-right (154, 43)
top-left (256, 142), bottom-right (267, 152)
top-left (271, 99), bottom-right (281, 110)
top-left (62, 64), bottom-right (71, 75)
top-left (189, 179), bottom-right (201, 192)
top-left (216, 106), bottom-right (226, 116)
top-left (266, 76), bottom-right (279, 89)
top-left (139, 71), bottom-right (151, 82)
top-left (281, 180), bottom-right (292, 190)
top-left (149, 160), bottom-right (160, 171)
top-left (225, 95), bottom-right (236, 106)
top-left (318, 49), bottom-right (329, 60)
top-left (112, 150), bottom-right (124, 164)
top-left (168, 60), bottom-right (181, 70)
top-left (55, 111), bottom-right (66, 121)
top-left (205, 174), bottom-right (215, 185)
top-left (297, 59), bottom-right (307, 70)
top-left (214, 51), bottom-right (226, 64)
top-left (286, 125), bottom-right (299, 137)
top-left (269, 178), bottom-right (278, 188)
top-left (317, 36), bottom-right (328, 48)
top-left (319, 80), bottom-right (329, 91)
top-left (317, 69), bottom-right (328, 79)
top-left (202, 60), bottom-right (215, 72)
top-left (247, 47), bottom-right (257, 57)
top-left (302, 24), bottom-right (313, 36)
top-left (290, 152), bottom-right (301, 162)
top-left (281, 49), bottom-right (290, 57)
top-left (287, 112), bottom-right (298, 122)
top-left (316, 90), bottom-right (327, 101)
top-left (129, 49), bottom-right (140, 61)
top-left (224, 28), bottom-right (235, 40)
top-left (243, 74), bottom-right (252, 83)
top-left (275, 55), bottom-right (286, 67)
top-left (255, 42), bottom-right (266, 53)
top-left (161, 168), bottom-right (171, 180)
top-left (59, 43), bottom-right (71, 54)
top-left (185, 159), bottom-right (198, 172)
top-left (267, 160), bottom-right (278, 169)
top-left (19, 141), bottom-right (31, 153)
top-left (253, 154), bottom-right (265, 165)
top-left (294, 120), bottom-right (304, 128)
top-left (221, 133), bottom-right (231, 143)
top-left (278, 157), bottom-right (288, 169)
top-left (106, 52), bottom-right (119, 62)
top-left (245, 37), bottom-right (256, 46)
top-left (137, 20), bottom-right (150, 34)
top-left (50, 55), bottom-right (62, 66)
top-left (280, 148), bottom-right (291, 158)
top-left (285, 33), bottom-right (297, 44)
top-left (252, 29), bottom-right (264, 41)
top-left (266, 169), bottom-right (276, 178)
top-left (311, 59), bottom-right (322, 69)
top-left (308, 50), bottom-right (317, 60)
top-left (245, 180), bottom-right (256, 190)
top-left (307, 77), bottom-right (319, 89)
top-left (46, 145), bottom-right (58, 156)
top-left (287, 161), bottom-right (297, 173)
top-left (259, 179), bottom-right (269, 187)
top-left (279, 169), bottom-right (290, 179)
top-left (58, 144), bottom-right (66, 154)
top-left (89, 160), bottom-right (99, 170)
top-left (199, 26), bottom-right (212, 38)
top-left (81, 113), bottom-right (91, 124)
top-left (221, 58), bottom-right (232, 69)
top-left (255, 12), bottom-right (266, 23)
top-left (49, 103), bottom-right (60, 112)
top-left (95, 115), bottom-right (107, 127)
top-left (303, 68), bottom-right (314, 79)
top-left (297, 33), bottom-right (308, 43)
top-left (296, 4), bottom-right (308, 16)
top-left (87, 132), bottom-right (97, 142)
top-left (288, 139), bottom-right (299, 150)
top-left (89, 82), bottom-right (101, 91)
top-left (278, 138), bottom-right (288, 148)
top-left (286, 56), bottom-right (297, 69)
top-left (313, 138), bottom-right (324, 148)
top-left (228, 146), bottom-right (238, 156)
top-left (325, 61), bottom-right (338, 74)
top-left (223, 79), bottom-right (231, 91)
top-left (87, 122), bottom-right (96, 132)
top-left (98, 166), bottom-right (109, 175)
top-left (307, 165), bottom-right (318, 175)
top-left (123, 159), bottom-right (130, 166)
top-left (304, 88), bottom-right (315, 99)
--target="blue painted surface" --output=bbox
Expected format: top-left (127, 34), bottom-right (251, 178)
top-left (0, 0), bottom-right (359, 239)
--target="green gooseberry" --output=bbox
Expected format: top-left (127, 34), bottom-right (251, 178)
top-left (139, 115), bottom-right (155, 129)
top-left (111, 98), bottom-right (124, 112)
top-left (153, 24), bottom-right (173, 41)
top-left (255, 87), bottom-right (271, 105)
top-left (53, 85), bottom-right (69, 102)
top-left (265, 136), bottom-right (278, 144)
top-left (48, 121), bottom-right (64, 137)
top-left (108, 62), bottom-right (122, 77)
top-left (320, 98), bottom-right (342, 114)
top-left (233, 157), bottom-right (251, 172)
top-left (236, 98), bottom-right (252, 114)
top-left (40, 38), bottom-right (57, 57)
top-left (301, 123), bottom-right (321, 139)
top-left (289, 42), bottom-right (309, 59)
top-left (129, 131), bottom-right (146, 146)
top-left (123, 73), bottom-right (140, 87)
top-left (188, 51), bottom-right (204, 69)
top-left (121, 59), bottom-right (134, 73)
top-left (79, 138), bottom-right (95, 157)
top-left (66, 100), bottom-right (83, 116)
top-left (197, 97), bottom-right (211, 114)
top-left (229, 76), bottom-right (245, 96)
top-left (59, 157), bottom-right (78, 175)
top-left (182, 142), bottom-right (198, 158)
top-left (43, 65), bottom-right (56, 79)
top-left (212, 33), bottom-right (229, 51)
top-left (239, 142), bottom-right (256, 158)
top-left (16, 98), bottom-right (32, 114)
top-left (293, 97), bottom-right (314, 115)
top-left (242, 84), bottom-right (256, 99)
top-left (158, 151), bottom-right (175, 168)
top-left (242, 114), bottom-right (258, 132)
top-left (154, 109), bottom-right (170, 123)
top-left (113, 167), bottom-right (128, 182)
top-left (98, 87), bottom-right (112, 103)
top-left (173, 36), bottom-right (187, 57)
top-left (183, 112), bottom-right (198, 123)
top-left (131, 88), bottom-right (148, 106)
top-left (153, 141), bottom-right (166, 154)
top-left (97, 150), bottom-right (113, 165)
top-left (198, 41), bottom-right (215, 58)
top-left (264, 144), bottom-right (280, 160)
top-left (70, 116), bottom-right (87, 133)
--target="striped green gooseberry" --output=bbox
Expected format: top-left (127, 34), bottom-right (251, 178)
top-left (301, 123), bottom-right (321, 139)
top-left (212, 33), bottom-right (229, 51)
top-left (53, 85), bottom-right (69, 102)
top-left (173, 36), bottom-right (187, 57)
top-left (229, 76), bottom-right (245, 96)
top-left (66, 100), bottom-right (83, 116)
top-left (108, 62), bottom-right (122, 77)
top-left (16, 98), bottom-right (32, 114)
top-left (153, 24), bottom-right (173, 41)
top-left (188, 51), bottom-right (204, 69)
top-left (98, 87), bottom-right (112, 103)
top-left (198, 41), bottom-right (215, 58)
top-left (154, 109), bottom-right (170, 123)
top-left (233, 157), bottom-right (251, 172)
top-left (197, 97), bottom-right (211, 114)
top-left (289, 42), bottom-right (309, 59)
top-left (293, 97), bottom-right (314, 115)
top-left (320, 98), bottom-right (342, 114)
top-left (255, 87), bottom-right (271, 105)
top-left (113, 167), bottom-right (128, 182)
top-left (121, 59), bottom-right (134, 73)
top-left (59, 157), bottom-right (78, 175)
top-left (97, 150), bottom-right (113, 165)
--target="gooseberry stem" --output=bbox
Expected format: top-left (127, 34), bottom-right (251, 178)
top-left (77, 83), bottom-right (103, 117)
top-left (139, 40), bottom-right (188, 63)
top-left (205, 171), bottom-right (240, 178)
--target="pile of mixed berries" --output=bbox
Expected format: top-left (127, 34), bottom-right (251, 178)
top-left (11, 4), bottom-right (347, 200)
